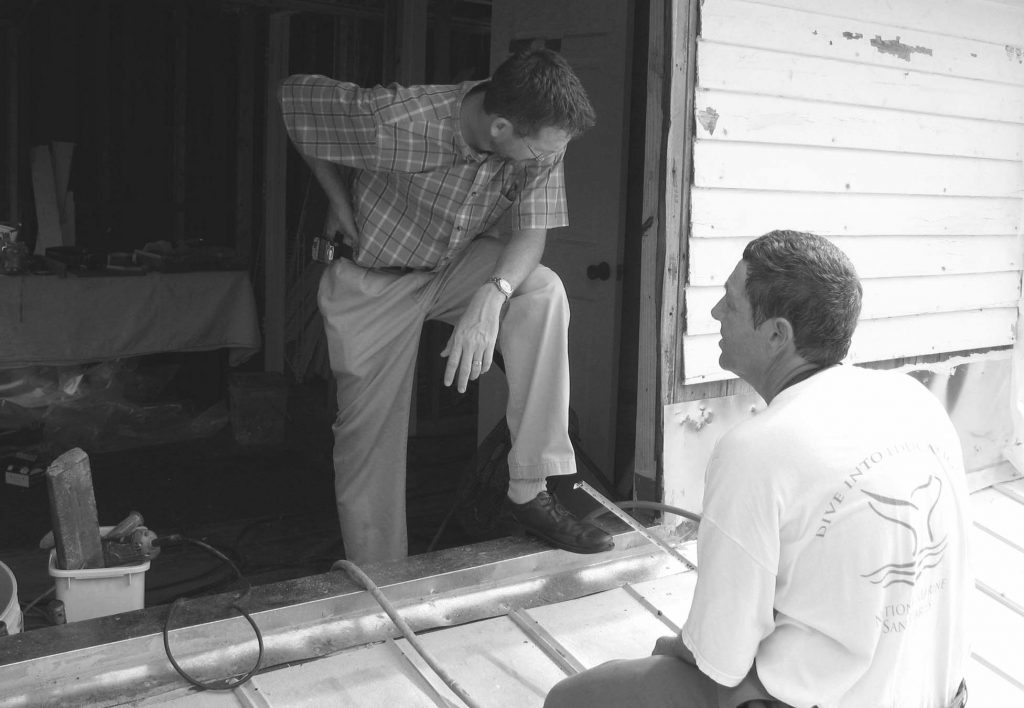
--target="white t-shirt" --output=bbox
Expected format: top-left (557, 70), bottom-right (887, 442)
top-left (681, 365), bottom-right (972, 708)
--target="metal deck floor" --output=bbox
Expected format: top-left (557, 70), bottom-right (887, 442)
top-left (4, 479), bottom-right (1022, 707)
top-left (142, 572), bottom-right (698, 708)
top-left (146, 482), bottom-right (1024, 708)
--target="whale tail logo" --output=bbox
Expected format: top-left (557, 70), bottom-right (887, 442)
top-left (859, 475), bottom-right (947, 588)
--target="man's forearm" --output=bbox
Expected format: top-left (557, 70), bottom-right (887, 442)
top-left (493, 228), bottom-right (547, 292)
top-left (300, 154), bottom-right (358, 240)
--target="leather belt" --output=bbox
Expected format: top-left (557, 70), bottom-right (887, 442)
top-left (334, 241), bottom-right (415, 275)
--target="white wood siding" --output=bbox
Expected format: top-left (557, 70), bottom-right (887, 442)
top-left (682, 0), bottom-right (1024, 384)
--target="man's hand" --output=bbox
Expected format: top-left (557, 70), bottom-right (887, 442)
top-left (441, 284), bottom-right (505, 393)
top-left (325, 195), bottom-right (358, 243)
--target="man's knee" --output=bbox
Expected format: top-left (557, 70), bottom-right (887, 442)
top-left (543, 672), bottom-right (592, 708)
top-left (520, 264), bottom-right (567, 301)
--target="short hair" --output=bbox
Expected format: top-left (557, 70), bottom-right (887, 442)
top-left (742, 230), bottom-right (863, 367)
top-left (484, 49), bottom-right (596, 138)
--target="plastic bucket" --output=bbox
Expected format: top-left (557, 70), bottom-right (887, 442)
top-left (48, 533), bottom-right (149, 622)
top-left (0, 560), bottom-right (22, 634)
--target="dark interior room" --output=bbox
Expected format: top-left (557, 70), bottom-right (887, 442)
top-left (0, 0), bottom-right (644, 634)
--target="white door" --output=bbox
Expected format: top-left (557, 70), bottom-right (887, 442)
top-left (484, 0), bottom-right (631, 485)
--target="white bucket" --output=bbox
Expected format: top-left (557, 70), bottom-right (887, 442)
top-left (0, 560), bottom-right (23, 635)
top-left (47, 526), bottom-right (149, 622)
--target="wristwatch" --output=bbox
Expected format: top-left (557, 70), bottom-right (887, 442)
top-left (488, 276), bottom-right (513, 300)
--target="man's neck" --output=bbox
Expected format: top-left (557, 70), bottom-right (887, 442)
top-left (459, 89), bottom-right (493, 153)
top-left (758, 359), bottom-right (824, 404)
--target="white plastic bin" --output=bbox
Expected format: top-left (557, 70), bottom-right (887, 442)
top-left (48, 543), bottom-right (149, 622)
top-left (0, 560), bottom-right (22, 634)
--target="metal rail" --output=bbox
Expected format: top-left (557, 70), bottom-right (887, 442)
top-left (574, 481), bottom-right (697, 571)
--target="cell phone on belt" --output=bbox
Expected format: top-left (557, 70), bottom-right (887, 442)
top-left (311, 233), bottom-right (339, 264)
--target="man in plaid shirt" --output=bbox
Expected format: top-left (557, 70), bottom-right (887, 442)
top-left (279, 49), bottom-right (613, 564)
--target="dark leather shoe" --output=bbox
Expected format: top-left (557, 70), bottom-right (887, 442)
top-left (507, 491), bottom-right (614, 554)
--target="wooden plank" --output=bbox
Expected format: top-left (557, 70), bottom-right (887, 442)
top-left (263, 13), bottom-right (290, 373)
top-left (172, 3), bottom-right (187, 242)
top-left (731, 0), bottom-right (1024, 48)
top-left (45, 448), bottom-right (103, 571)
top-left (697, 42), bottom-right (1024, 124)
top-left (627, 572), bottom-right (698, 630)
top-left (966, 655), bottom-right (1024, 707)
top-left (92, 3), bottom-right (110, 224)
top-left (634, 0), bottom-right (668, 489)
top-left (685, 272), bottom-right (1021, 336)
top-left (30, 146), bottom-right (62, 255)
top-left (968, 461), bottom-right (1023, 494)
top-left (688, 235), bottom-right (1021, 286)
top-left (526, 587), bottom-right (679, 668)
top-left (397, 615), bottom-right (568, 706)
top-left (693, 141), bottom-right (1024, 198)
top-left (249, 641), bottom-right (441, 707)
top-left (702, 0), bottom-right (1024, 85)
top-left (682, 308), bottom-right (1017, 382)
top-left (397, 0), bottom-right (427, 85)
top-left (234, 11), bottom-right (256, 262)
top-left (694, 91), bottom-right (1024, 161)
top-left (972, 486), bottom-right (1024, 542)
top-left (50, 142), bottom-right (75, 246)
top-left (996, 478), bottom-right (1024, 503)
top-left (690, 190), bottom-right (1021, 239)
top-left (662, 0), bottom-right (699, 406)
top-left (4, 28), bottom-right (16, 222)
top-left (971, 525), bottom-right (1024, 610)
top-left (971, 588), bottom-right (1024, 689)
top-left (432, 0), bottom-right (451, 82)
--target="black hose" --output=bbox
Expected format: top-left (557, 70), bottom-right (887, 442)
top-left (157, 535), bottom-right (265, 691)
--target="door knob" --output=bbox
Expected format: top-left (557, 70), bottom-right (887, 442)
top-left (587, 261), bottom-right (611, 281)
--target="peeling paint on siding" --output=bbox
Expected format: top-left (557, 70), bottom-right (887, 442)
top-left (697, 107), bottom-right (719, 135)
top-left (1007, 45), bottom-right (1024, 64)
top-left (870, 35), bottom-right (933, 62)
top-left (843, 31), bottom-right (863, 40)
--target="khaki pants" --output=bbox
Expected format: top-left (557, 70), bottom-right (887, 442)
top-left (318, 236), bottom-right (577, 564)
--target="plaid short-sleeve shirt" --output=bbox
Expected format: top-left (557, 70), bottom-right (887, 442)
top-left (278, 74), bottom-right (569, 271)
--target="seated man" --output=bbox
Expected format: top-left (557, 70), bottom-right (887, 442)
top-left (546, 230), bottom-right (971, 707)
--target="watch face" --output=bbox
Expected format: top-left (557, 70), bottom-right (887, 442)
top-left (492, 277), bottom-right (512, 297)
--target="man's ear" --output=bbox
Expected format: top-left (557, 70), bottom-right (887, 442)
top-left (490, 116), bottom-right (513, 140)
top-left (767, 317), bottom-right (796, 352)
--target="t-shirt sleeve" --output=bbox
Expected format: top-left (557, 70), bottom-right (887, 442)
top-left (681, 436), bottom-right (780, 687)
top-left (681, 518), bottom-right (777, 687)
top-left (277, 74), bottom-right (380, 168)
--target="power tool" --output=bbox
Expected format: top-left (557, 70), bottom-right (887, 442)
top-left (39, 510), bottom-right (162, 567)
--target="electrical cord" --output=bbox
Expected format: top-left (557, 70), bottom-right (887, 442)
top-left (582, 501), bottom-right (702, 525)
top-left (19, 585), bottom-right (54, 617)
top-left (157, 535), bottom-right (265, 692)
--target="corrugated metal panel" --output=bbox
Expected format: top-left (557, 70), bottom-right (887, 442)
top-left (682, 0), bottom-right (1024, 384)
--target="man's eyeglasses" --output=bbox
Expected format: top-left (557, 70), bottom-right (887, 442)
top-left (521, 135), bottom-right (559, 163)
